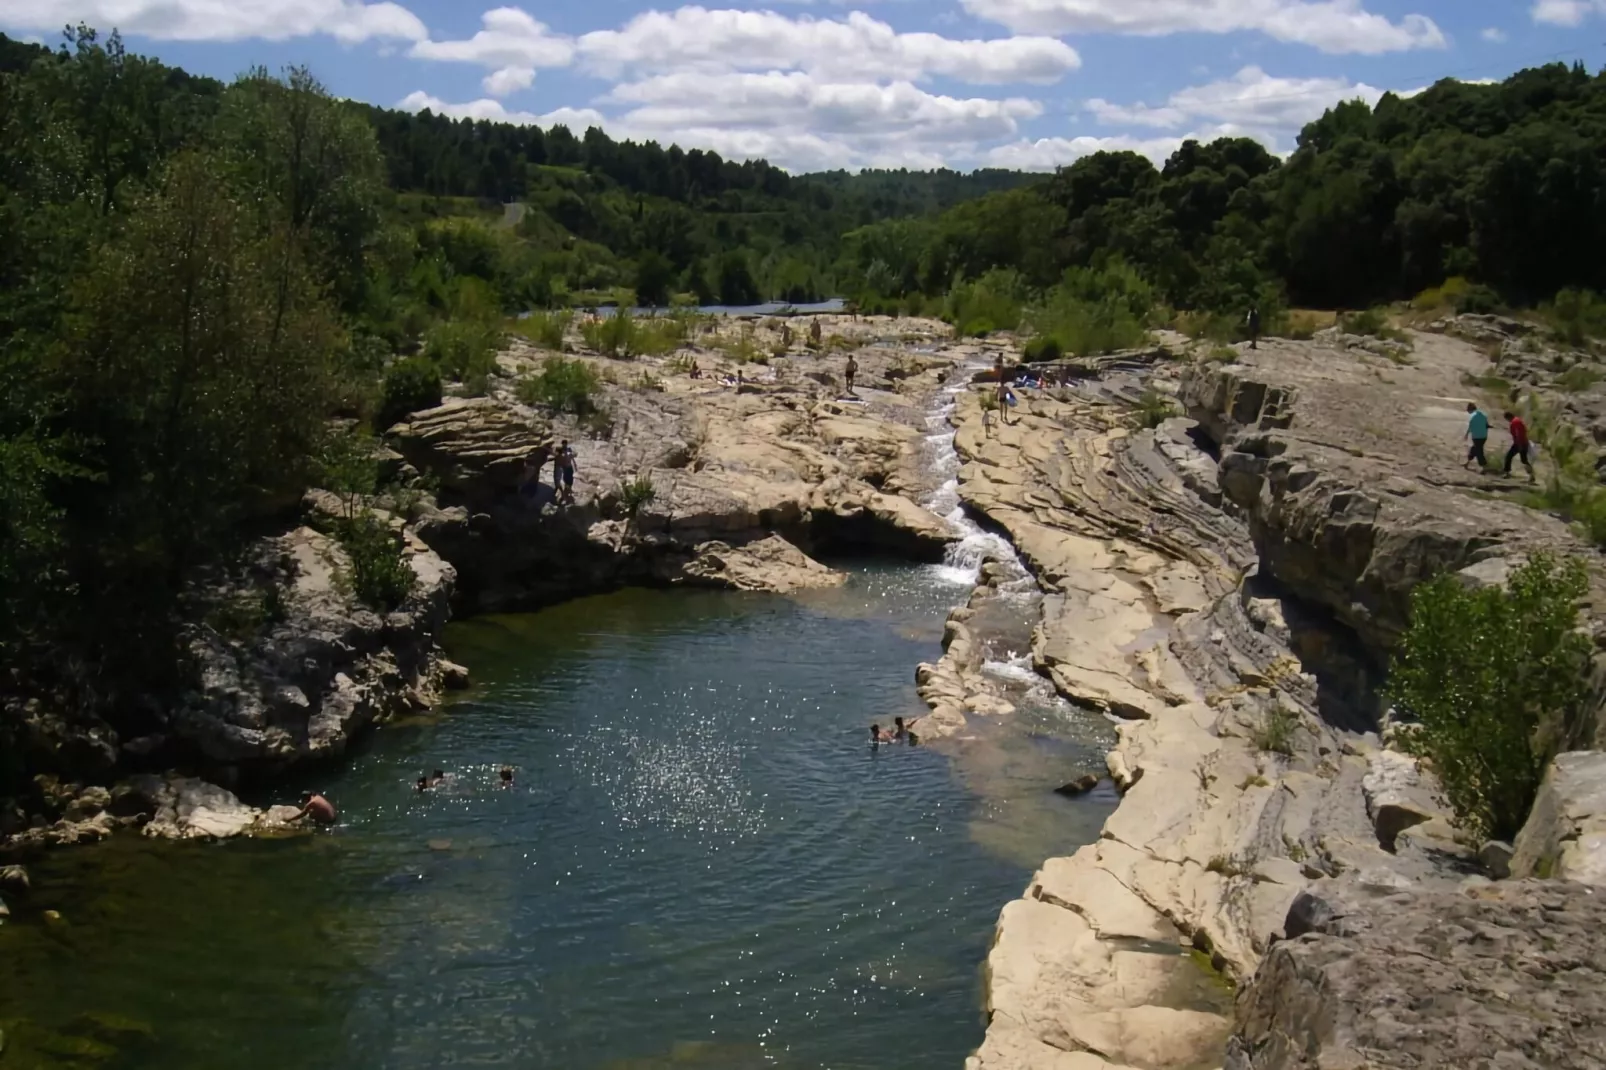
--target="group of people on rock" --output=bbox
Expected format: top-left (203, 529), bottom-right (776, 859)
top-left (518, 441), bottom-right (578, 508)
top-left (1463, 403), bottom-right (1536, 482)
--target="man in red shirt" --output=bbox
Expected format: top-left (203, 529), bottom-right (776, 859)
top-left (1502, 411), bottom-right (1535, 483)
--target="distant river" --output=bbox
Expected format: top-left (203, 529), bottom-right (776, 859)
top-left (0, 565), bottom-right (1114, 1070)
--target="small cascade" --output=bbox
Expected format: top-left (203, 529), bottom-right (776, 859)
top-left (920, 363), bottom-right (1034, 595)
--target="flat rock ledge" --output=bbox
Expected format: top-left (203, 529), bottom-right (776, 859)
top-left (1227, 881), bottom-right (1606, 1070)
top-left (955, 332), bottom-right (1606, 1070)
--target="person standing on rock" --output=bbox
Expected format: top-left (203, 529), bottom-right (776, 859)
top-left (845, 354), bottom-right (858, 395)
top-left (555, 440), bottom-right (577, 504)
top-left (1464, 402), bottom-right (1490, 470)
top-left (1502, 411), bottom-right (1535, 482)
top-left (1247, 306), bottom-right (1261, 351)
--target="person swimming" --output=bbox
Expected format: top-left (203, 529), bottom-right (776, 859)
top-left (430, 769), bottom-right (446, 786)
top-left (416, 775), bottom-right (429, 792)
top-left (499, 767), bottom-right (514, 787)
top-left (869, 724), bottom-right (895, 744)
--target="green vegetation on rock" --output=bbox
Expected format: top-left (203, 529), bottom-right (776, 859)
top-left (1387, 554), bottom-right (1591, 841)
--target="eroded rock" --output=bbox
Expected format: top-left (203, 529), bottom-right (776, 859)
top-left (1511, 750), bottom-right (1606, 884)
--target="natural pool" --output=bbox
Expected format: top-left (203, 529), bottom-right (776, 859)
top-left (0, 566), bottom-right (1116, 1069)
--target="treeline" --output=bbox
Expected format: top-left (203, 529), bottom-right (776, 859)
top-left (839, 61), bottom-right (1606, 330)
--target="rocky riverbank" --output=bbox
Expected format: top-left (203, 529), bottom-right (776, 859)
top-left (936, 325), bottom-right (1606, 1069)
top-left (0, 315), bottom-right (972, 863)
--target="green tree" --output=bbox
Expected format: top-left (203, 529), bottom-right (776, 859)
top-left (1387, 554), bottom-right (1592, 841)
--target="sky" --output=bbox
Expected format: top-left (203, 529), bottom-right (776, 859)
top-left (1, 1), bottom-right (1604, 173)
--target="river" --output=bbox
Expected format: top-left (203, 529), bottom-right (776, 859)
top-left (0, 564), bottom-right (1115, 1069)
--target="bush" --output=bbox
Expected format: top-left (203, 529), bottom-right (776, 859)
top-left (514, 310), bottom-right (571, 350)
top-left (1556, 363), bottom-right (1603, 392)
top-left (518, 356), bottom-right (602, 415)
top-left (1135, 387), bottom-right (1177, 429)
top-left (1023, 336), bottom-right (1063, 362)
top-left (1387, 554), bottom-right (1591, 841)
top-left (334, 512), bottom-right (416, 611)
top-left (946, 268), bottom-right (1025, 338)
top-left (426, 318), bottom-right (504, 391)
top-left (1544, 288), bottom-right (1606, 348)
top-left (378, 357), bottom-right (442, 430)
top-left (617, 472), bottom-right (657, 519)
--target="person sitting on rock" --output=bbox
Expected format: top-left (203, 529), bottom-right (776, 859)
top-left (869, 723), bottom-right (895, 744)
top-left (296, 792), bottom-right (337, 825)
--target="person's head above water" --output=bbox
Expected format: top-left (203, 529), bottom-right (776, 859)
top-left (894, 717), bottom-right (905, 729)
top-left (416, 776), bottom-right (428, 791)
top-left (500, 767), bottom-right (513, 782)
top-left (869, 724), bottom-right (880, 739)
top-left (433, 769), bottom-right (444, 780)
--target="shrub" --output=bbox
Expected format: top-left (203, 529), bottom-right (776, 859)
top-left (334, 512), bottom-right (415, 611)
top-left (378, 357), bottom-right (442, 430)
top-left (581, 309), bottom-right (637, 358)
top-left (1387, 554), bottom-right (1591, 841)
top-left (1544, 288), bottom-right (1606, 348)
top-left (1135, 388), bottom-right (1177, 429)
top-left (518, 356), bottom-right (603, 415)
top-left (946, 268), bottom-right (1025, 337)
top-left (426, 318), bottom-right (504, 390)
top-left (1556, 363), bottom-right (1603, 393)
top-left (1207, 344), bottom-right (1239, 364)
top-left (1249, 704), bottom-right (1298, 756)
top-left (617, 472), bottom-right (657, 519)
top-left (514, 310), bottom-right (571, 350)
top-left (1023, 336), bottom-right (1063, 362)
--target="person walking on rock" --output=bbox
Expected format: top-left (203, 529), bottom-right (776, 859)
top-left (844, 354), bottom-right (858, 395)
top-left (1247, 306), bottom-right (1261, 351)
top-left (555, 440), bottom-right (577, 504)
top-left (1502, 411), bottom-right (1535, 482)
top-left (1464, 402), bottom-right (1490, 470)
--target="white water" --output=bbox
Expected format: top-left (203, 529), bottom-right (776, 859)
top-left (920, 362), bottom-right (1035, 595)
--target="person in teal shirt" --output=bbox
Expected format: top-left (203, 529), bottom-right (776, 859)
top-left (1464, 402), bottom-right (1490, 470)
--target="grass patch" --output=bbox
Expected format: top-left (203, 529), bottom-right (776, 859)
top-left (1206, 344), bottom-right (1239, 364)
top-left (510, 309), bottom-right (571, 350)
top-left (1135, 387), bottom-right (1177, 429)
top-left (1556, 363), bottom-right (1603, 392)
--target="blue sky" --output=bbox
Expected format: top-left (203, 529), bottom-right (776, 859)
top-left (4, 1), bottom-right (1604, 172)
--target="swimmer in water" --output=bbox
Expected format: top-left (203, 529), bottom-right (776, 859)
top-left (430, 769), bottom-right (446, 787)
top-left (499, 767), bottom-right (514, 787)
top-left (416, 775), bottom-right (429, 792)
top-left (296, 792), bottom-right (337, 825)
top-left (869, 724), bottom-right (895, 744)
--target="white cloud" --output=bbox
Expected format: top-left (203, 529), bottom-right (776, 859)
top-left (577, 8), bottom-right (1079, 84)
top-left (960, 0), bottom-right (1446, 55)
top-left (482, 66), bottom-right (535, 96)
top-left (400, 71), bottom-right (1043, 171)
top-left (405, 6), bottom-right (1079, 85)
top-left (1531, 0), bottom-right (1605, 25)
top-left (395, 90), bottom-right (605, 130)
top-left (984, 129), bottom-right (1242, 170)
top-left (1481, 26), bottom-right (1508, 42)
top-left (0, 0), bottom-right (427, 42)
top-left (1086, 66), bottom-right (1386, 145)
top-left (409, 8), bottom-right (572, 68)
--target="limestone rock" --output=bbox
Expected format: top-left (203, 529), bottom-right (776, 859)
top-left (132, 775), bottom-right (301, 841)
top-left (387, 397), bottom-right (553, 507)
top-left (1227, 880), bottom-right (1606, 1070)
top-left (1478, 840), bottom-right (1514, 879)
top-left (671, 535), bottom-right (846, 594)
top-left (62, 786), bottom-right (112, 822)
top-left (0, 864), bottom-right (29, 895)
top-left (1359, 750), bottom-right (1444, 852)
top-left (439, 659), bottom-right (472, 690)
top-left (1511, 750), bottom-right (1606, 884)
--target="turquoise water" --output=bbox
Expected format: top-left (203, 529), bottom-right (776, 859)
top-left (1, 567), bottom-right (1114, 1069)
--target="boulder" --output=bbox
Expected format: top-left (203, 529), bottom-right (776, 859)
top-left (1359, 750), bottom-right (1444, 852)
top-left (1227, 880), bottom-right (1606, 1070)
top-left (387, 398), bottom-right (553, 508)
top-left (132, 775), bottom-right (296, 841)
top-left (1478, 840), bottom-right (1514, 879)
top-left (63, 786), bottom-right (112, 822)
top-left (1511, 750), bottom-right (1606, 885)
top-left (439, 660), bottom-right (472, 690)
top-left (671, 535), bottom-right (845, 594)
top-left (0, 864), bottom-right (29, 895)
